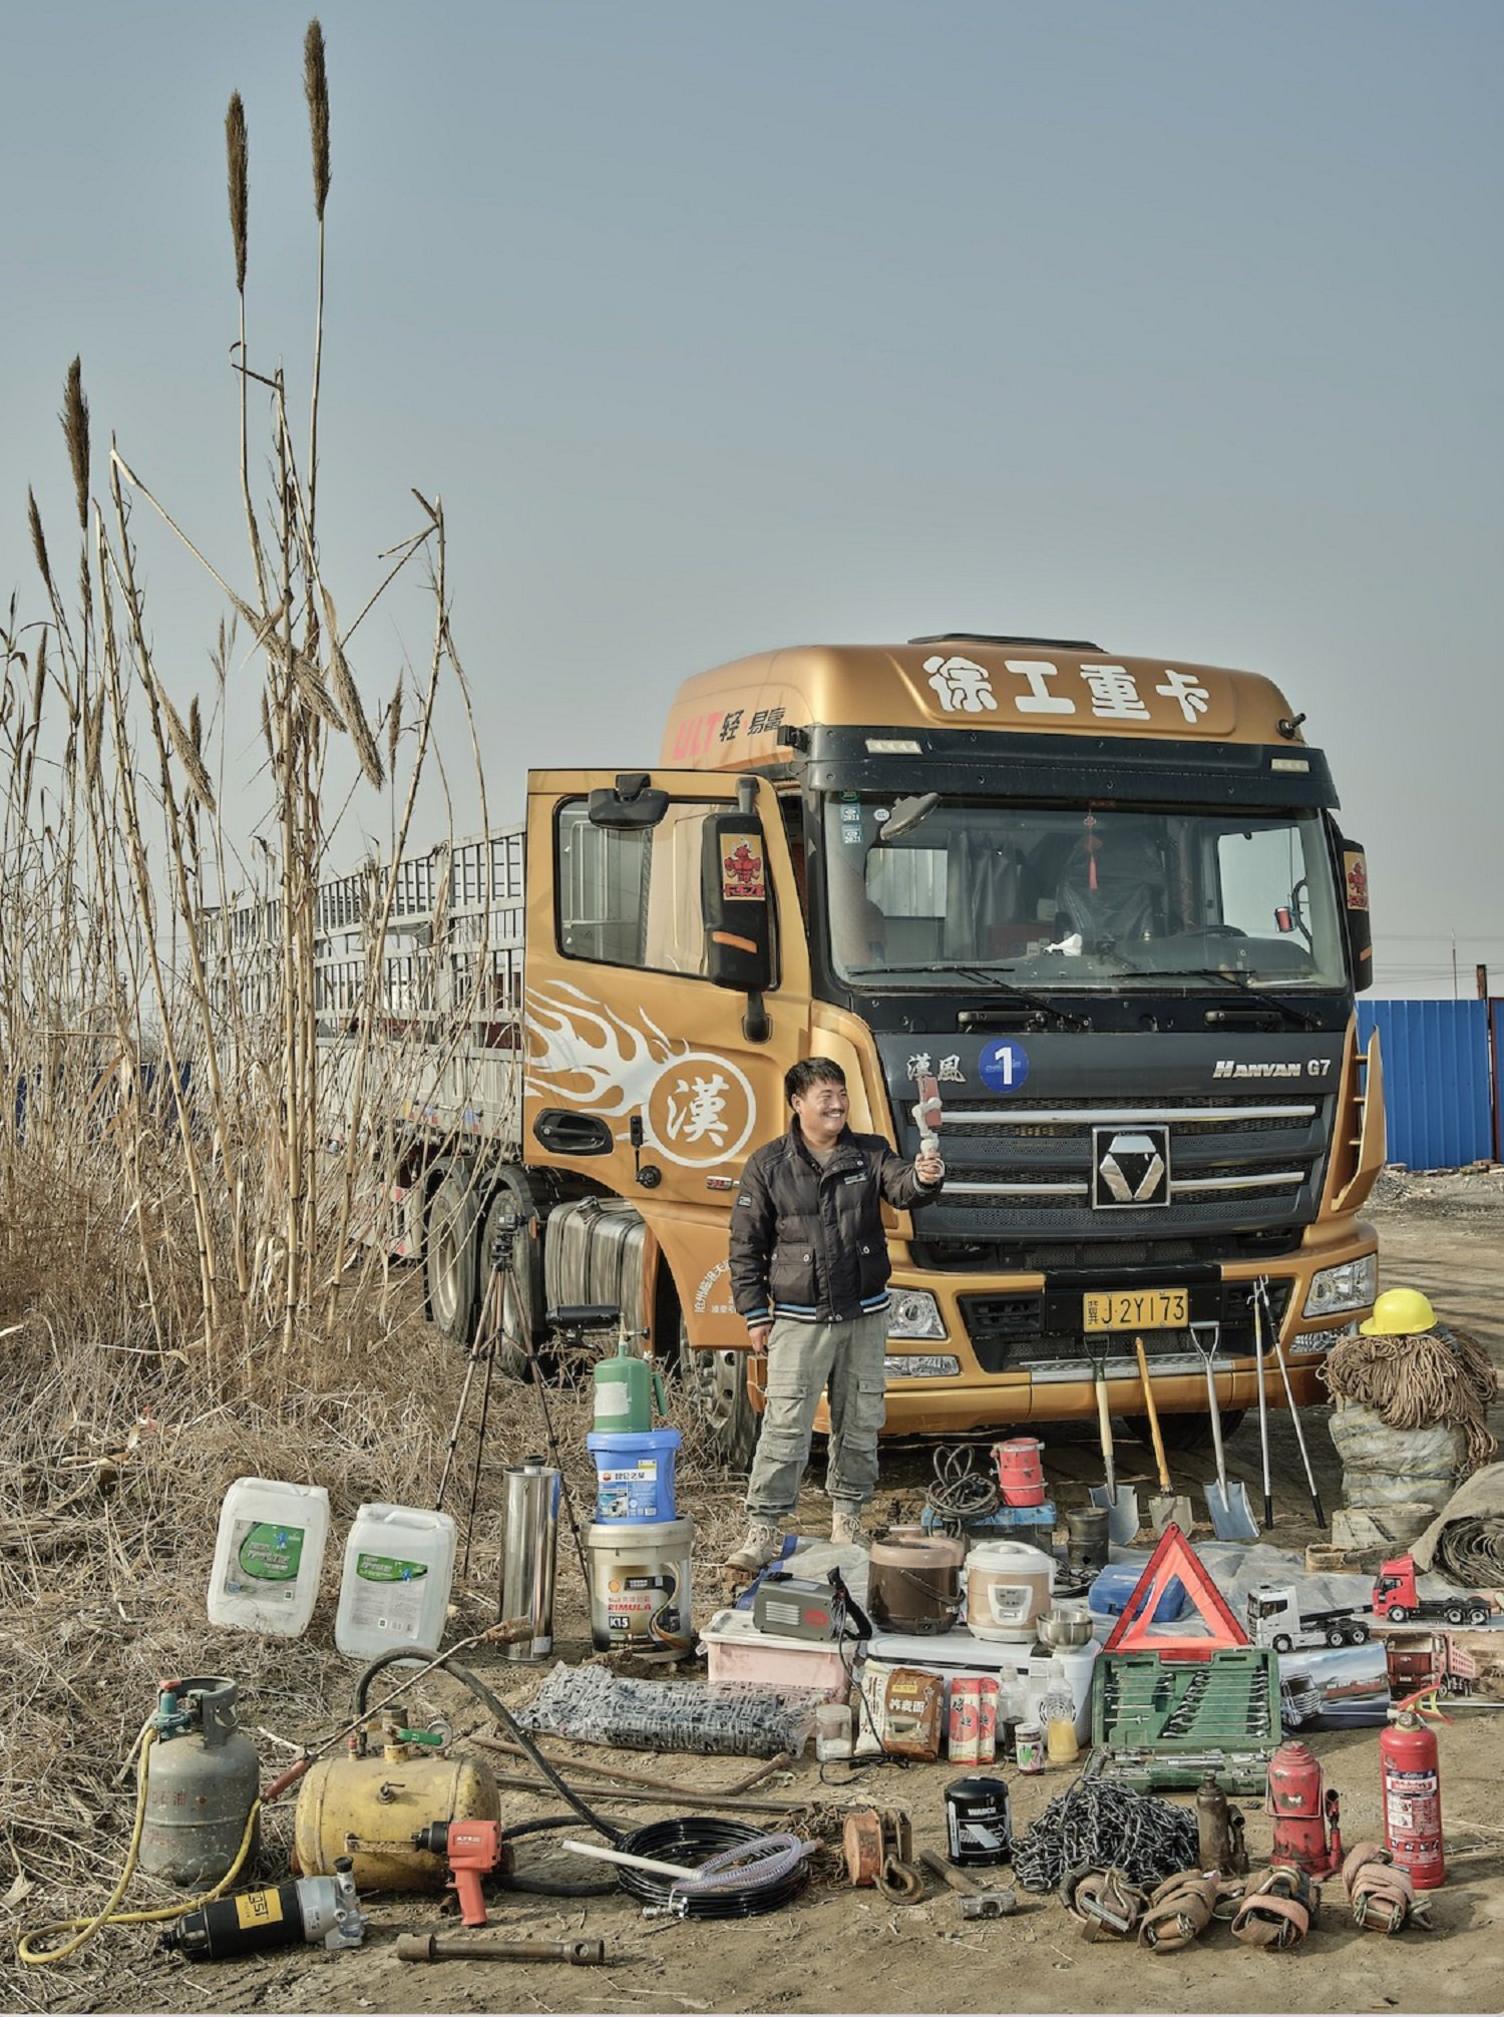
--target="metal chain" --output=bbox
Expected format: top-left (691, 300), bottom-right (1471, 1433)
top-left (1013, 1778), bottom-right (1199, 1894)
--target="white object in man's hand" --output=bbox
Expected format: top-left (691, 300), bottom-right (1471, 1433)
top-left (915, 1150), bottom-right (945, 1186)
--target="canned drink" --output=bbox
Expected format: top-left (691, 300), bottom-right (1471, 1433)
top-left (948, 1677), bottom-right (981, 1763)
top-left (1015, 1721), bottom-right (1045, 1774)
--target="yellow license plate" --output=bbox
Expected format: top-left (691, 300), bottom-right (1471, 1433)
top-left (1082, 1288), bottom-right (1189, 1333)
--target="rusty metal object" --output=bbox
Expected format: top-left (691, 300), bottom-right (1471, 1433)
top-left (843, 1807), bottom-right (921, 1902)
top-left (396, 1932), bottom-right (606, 1965)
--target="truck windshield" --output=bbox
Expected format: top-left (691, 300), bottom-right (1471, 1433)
top-left (822, 797), bottom-right (1346, 992)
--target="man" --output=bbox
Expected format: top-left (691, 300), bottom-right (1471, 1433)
top-left (724, 1058), bottom-right (945, 1574)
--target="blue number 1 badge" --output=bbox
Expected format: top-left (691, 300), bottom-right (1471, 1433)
top-left (979, 1038), bottom-right (1030, 1093)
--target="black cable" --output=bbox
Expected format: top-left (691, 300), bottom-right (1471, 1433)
top-left (610, 1818), bottom-right (810, 1920)
top-left (502, 1814), bottom-right (580, 1841)
top-left (351, 1651), bottom-right (622, 1843)
top-left (493, 1872), bottom-right (618, 1898)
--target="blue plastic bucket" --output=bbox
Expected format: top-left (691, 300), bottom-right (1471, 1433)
top-left (586, 1428), bottom-right (681, 1524)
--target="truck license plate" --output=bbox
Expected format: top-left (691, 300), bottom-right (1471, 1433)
top-left (1082, 1288), bottom-right (1188, 1333)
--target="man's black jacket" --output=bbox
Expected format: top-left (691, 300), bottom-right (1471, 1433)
top-left (728, 1121), bottom-right (942, 1329)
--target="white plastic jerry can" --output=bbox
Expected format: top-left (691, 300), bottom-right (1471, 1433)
top-left (334, 1503), bottom-right (457, 1659)
top-left (207, 1477), bottom-right (331, 1638)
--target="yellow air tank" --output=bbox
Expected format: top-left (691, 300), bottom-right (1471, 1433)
top-left (293, 1737), bottom-right (500, 1893)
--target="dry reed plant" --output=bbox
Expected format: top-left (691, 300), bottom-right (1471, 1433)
top-left (0, 27), bottom-right (756, 2008)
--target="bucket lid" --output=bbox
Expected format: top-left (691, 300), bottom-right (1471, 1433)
top-left (586, 1517), bottom-right (694, 1544)
top-left (586, 1427), bottom-right (682, 1451)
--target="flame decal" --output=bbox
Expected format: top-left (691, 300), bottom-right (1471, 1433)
top-left (524, 981), bottom-right (684, 1119)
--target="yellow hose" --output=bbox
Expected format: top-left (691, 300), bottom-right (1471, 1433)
top-left (18, 1728), bottom-right (262, 1967)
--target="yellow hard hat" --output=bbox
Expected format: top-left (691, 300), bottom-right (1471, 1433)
top-left (1360, 1287), bottom-right (1437, 1336)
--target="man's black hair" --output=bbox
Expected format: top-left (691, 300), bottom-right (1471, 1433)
top-left (785, 1058), bottom-right (846, 1106)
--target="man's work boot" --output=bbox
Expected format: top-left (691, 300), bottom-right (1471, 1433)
top-left (831, 1505), bottom-right (871, 1550)
top-left (724, 1519), bottom-right (785, 1578)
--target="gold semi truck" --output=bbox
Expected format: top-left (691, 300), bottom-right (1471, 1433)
top-left (302, 632), bottom-right (1384, 1466)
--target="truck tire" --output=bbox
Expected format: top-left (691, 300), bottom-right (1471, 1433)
top-left (679, 1318), bottom-right (758, 1474)
top-left (425, 1167), bottom-right (480, 1346)
top-left (1387, 1604), bottom-right (1410, 1624)
top-left (1444, 1602), bottom-right (1466, 1626)
top-left (1273, 1632), bottom-right (1293, 1654)
top-left (1127, 1407), bottom-right (1246, 1456)
top-left (1326, 1626), bottom-right (1347, 1648)
top-left (480, 1169), bottom-right (548, 1380)
top-left (1466, 1602), bottom-right (1489, 1627)
top-left (1348, 1622), bottom-right (1370, 1645)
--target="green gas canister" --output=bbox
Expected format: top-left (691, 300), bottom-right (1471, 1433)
top-left (592, 1339), bottom-right (666, 1435)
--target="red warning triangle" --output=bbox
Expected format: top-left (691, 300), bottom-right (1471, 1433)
top-left (1100, 1522), bottom-right (1249, 1660)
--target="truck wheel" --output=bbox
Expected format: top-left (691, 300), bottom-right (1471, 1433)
top-left (1387, 1605), bottom-right (1409, 1624)
top-left (679, 1319), bottom-right (758, 1474)
top-left (1273, 1633), bottom-right (1293, 1654)
top-left (480, 1170), bottom-right (548, 1380)
top-left (425, 1167), bottom-right (480, 1346)
top-left (1127, 1407), bottom-right (1246, 1456)
top-left (1467, 1603), bottom-right (1489, 1626)
top-left (1349, 1622), bottom-right (1370, 1645)
top-left (1445, 1602), bottom-right (1466, 1626)
top-left (1326, 1627), bottom-right (1346, 1648)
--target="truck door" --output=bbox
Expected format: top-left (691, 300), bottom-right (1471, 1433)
top-left (522, 770), bottom-right (810, 1318)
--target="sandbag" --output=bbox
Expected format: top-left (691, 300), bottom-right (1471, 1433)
top-left (1328, 1402), bottom-right (1464, 1512)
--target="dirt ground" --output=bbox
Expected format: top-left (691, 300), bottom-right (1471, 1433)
top-left (30, 1176), bottom-right (1504, 2016)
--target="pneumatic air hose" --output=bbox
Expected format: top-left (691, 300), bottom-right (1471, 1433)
top-left (351, 1650), bottom-right (623, 1844)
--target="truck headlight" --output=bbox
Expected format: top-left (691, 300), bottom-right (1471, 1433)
top-left (886, 1290), bottom-right (946, 1340)
top-left (885, 1353), bottom-right (961, 1380)
top-left (1303, 1254), bottom-right (1378, 1318)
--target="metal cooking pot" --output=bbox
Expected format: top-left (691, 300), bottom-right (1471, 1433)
top-left (1036, 1605), bottom-right (1092, 1649)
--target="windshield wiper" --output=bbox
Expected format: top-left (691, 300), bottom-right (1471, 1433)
top-left (1155, 967), bottom-right (1325, 1031)
top-left (846, 962), bottom-right (1091, 1031)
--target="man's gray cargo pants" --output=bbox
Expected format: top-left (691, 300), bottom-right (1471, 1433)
top-left (743, 1310), bottom-right (887, 1521)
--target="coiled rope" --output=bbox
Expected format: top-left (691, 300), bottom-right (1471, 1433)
top-left (1320, 1323), bottom-right (1498, 1473)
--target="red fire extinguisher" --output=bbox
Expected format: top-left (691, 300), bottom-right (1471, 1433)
top-left (1380, 1711), bottom-right (1445, 1889)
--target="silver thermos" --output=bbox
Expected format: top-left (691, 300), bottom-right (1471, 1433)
top-left (499, 1457), bottom-right (561, 1660)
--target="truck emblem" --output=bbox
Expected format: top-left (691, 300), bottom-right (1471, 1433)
top-left (1093, 1127), bottom-right (1170, 1209)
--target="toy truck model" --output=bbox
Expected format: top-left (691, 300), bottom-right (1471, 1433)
top-left (221, 636), bottom-right (1385, 1467)
top-left (1384, 1632), bottom-right (1477, 1700)
top-left (1249, 1584), bottom-right (1370, 1653)
top-left (1372, 1555), bottom-right (1492, 1627)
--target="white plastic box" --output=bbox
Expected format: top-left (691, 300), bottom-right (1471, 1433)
top-left (335, 1503), bottom-right (457, 1659)
top-left (207, 1477), bottom-right (330, 1639)
top-left (699, 1607), bottom-right (854, 1700)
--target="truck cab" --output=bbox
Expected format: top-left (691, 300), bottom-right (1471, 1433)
top-left (519, 633), bottom-right (1383, 1461)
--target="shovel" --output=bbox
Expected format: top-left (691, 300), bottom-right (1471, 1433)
top-left (1259, 1277), bottom-right (1327, 1529)
top-left (1087, 1338), bottom-right (1140, 1544)
top-left (1189, 1321), bottom-right (1258, 1543)
top-left (1252, 1277), bottom-right (1275, 1531)
top-left (1134, 1335), bottom-right (1194, 1536)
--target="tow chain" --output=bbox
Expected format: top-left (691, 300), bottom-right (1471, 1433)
top-left (1013, 1778), bottom-right (1200, 1894)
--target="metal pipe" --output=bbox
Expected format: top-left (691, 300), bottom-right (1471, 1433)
top-left (499, 1458), bottom-right (560, 1661)
top-left (397, 1932), bottom-right (606, 1965)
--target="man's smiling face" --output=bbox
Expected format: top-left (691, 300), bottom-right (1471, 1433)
top-left (792, 1076), bottom-right (849, 1145)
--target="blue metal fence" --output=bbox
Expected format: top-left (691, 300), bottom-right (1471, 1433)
top-left (1357, 998), bottom-right (1495, 1170)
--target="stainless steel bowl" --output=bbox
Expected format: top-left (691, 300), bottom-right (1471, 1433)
top-left (1037, 1606), bottom-right (1092, 1648)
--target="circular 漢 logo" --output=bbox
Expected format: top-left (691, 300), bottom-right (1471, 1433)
top-left (978, 1038), bottom-right (1030, 1093)
top-left (643, 1053), bottom-right (757, 1167)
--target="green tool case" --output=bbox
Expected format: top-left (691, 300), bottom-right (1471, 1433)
top-left (1088, 1648), bottom-right (1279, 1795)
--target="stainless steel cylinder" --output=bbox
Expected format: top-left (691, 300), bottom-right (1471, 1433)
top-left (499, 1457), bottom-right (560, 1660)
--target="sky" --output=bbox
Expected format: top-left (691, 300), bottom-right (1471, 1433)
top-left (2, 0), bottom-right (1500, 997)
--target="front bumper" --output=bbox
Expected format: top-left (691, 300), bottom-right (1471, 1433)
top-left (872, 1221), bottom-right (1376, 1435)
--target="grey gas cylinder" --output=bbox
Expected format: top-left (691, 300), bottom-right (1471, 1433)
top-left (139, 1677), bottom-right (261, 1888)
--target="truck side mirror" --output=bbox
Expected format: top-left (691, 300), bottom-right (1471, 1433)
top-left (1339, 836), bottom-right (1373, 993)
top-left (700, 809), bottom-right (774, 1001)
